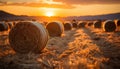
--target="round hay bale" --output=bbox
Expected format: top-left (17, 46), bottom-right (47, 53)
top-left (0, 22), bottom-right (9, 32)
top-left (72, 22), bottom-right (77, 28)
top-left (9, 21), bottom-right (49, 54)
top-left (64, 23), bottom-right (73, 30)
top-left (87, 22), bottom-right (93, 26)
top-left (103, 20), bottom-right (116, 32)
top-left (115, 19), bottom-right (120, 26)
top-left (46, 22), bottom-right (64, 37)
top-left (7, 22), bottom-right (14, 29)
top-left (78, 22), bottom-right (86, 28)
top-left (115, 19), bottom-right (120, 31)
top-left (94, 21), bottom-right (102, 28)
top-left (13, 22), bottom-right (17, 26)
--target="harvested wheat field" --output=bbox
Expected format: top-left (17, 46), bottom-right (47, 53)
top-left (0, 25), bottom-right (120, 69)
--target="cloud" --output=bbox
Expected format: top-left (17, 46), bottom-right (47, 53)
top-left (0, 0), bottom-right (38, 3)
top-left (21, 3), bottom-right (75, 9)
top-left (0, 0), bottom-right (75, 9)
top-left (53, 0), bottom-right (120, 5)
top-left (1, 0), bottom-right (120, 9)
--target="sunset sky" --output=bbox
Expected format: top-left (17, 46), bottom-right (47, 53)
top-left (0, 0), bottom-right (120, 17)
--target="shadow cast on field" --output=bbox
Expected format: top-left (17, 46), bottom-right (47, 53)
top-left (82, 28), bottom-right (120, 69)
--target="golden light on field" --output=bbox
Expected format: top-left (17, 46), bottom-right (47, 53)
top-left (45, 11), bottom-right (54, 17)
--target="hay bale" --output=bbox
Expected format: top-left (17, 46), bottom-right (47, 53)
top-left (46, 22), bottom-right (64, 37)
top-left (7, 22), bottom-right (14, 29)
top-left (115, 19), bottom-right (120, 26)
top-left (78, 22), bottom-right (86, 28)
top-left (9, 21), bottom-right (49, 54)
top-left (115, 19), bottom-right (120, 31)
top-left (94, 21), bottom-right (102, 28)
top-left (64, 23), bottom-right (73, 30)
top-left (87, 22), bottom-right (93, 26)
top-left (103, 20), bottom-right (116, 32)
top-left (71, 19), bottom-right (78, 28)
top-left (13, 22), bottom-right (17, 26)
top-left (0, 22), bottom-right (9, 32)
top-left (72, 22), bottom-right (77, 28)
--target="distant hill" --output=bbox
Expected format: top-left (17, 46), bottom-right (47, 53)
top-left (0, 10), bottom-right (31, 21)
top-left (74, 13), bottom-right (120, 20)
top-left (0, 10), bottom-right (16, 17)
top-left (33, 12), bottom-right (120, 21)
top-left (0, 10), bottom-right (120, 21)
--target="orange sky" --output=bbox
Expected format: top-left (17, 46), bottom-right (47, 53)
top-left (0, 0), bottom-right (120, 16)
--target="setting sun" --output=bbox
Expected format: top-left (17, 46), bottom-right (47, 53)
top-left (45, 12), bottom-right (54, 17)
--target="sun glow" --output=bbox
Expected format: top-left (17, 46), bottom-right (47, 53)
top-left (42, 0), bottom-right (62, 4)
top-left (45, 11), bottom-right (54, 17)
